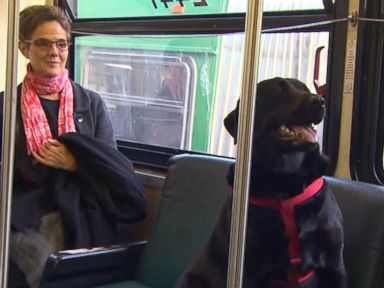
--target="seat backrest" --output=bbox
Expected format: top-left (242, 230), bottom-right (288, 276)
top-left (135, 154), bottom-right (233, 288)
top-left (325, 176), bottom-right (384, 288)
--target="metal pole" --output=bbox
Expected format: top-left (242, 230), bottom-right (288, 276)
top-left (226, 0), bottom-right (263, 287)
top-left (1, 0), bottom-right (19, 287)
top-left (334, 0), bottom-right (360, 179)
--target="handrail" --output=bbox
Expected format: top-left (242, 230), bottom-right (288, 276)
top-left (0, 1), bottom-right (19, 287)
top-left (226, 0), bottom-right (263, 287)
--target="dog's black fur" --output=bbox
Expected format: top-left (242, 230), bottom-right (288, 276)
top-left (175, 77), bottom-right (346, 288)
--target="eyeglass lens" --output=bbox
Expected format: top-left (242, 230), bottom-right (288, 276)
top-left (31, 39), bottom-right (69, 51)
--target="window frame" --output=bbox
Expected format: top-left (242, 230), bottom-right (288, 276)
top-left (351, 0), bottom-right (384, 184)
top-left (321, 0), bottom-right (348, 176)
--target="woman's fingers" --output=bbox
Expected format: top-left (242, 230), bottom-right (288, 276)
top-left (46, 138), bottom-right (61, 147)
top-left (32, 140), bottom-right (77, 171)
top-left (32, 150), bottom-right (54, 167)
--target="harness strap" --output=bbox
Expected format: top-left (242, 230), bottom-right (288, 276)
top-left (248, 177), bottom-right (323, 284)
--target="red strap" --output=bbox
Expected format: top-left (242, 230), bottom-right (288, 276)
top-left (248, 177), bottom-right (323, 207)
top-left (248, 177), bottom-right (323, 284)
top-left (290, 177), bottom-right (323, 205)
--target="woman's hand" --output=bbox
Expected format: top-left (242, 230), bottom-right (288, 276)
top-left (32, 139), bottom-right (77, 172)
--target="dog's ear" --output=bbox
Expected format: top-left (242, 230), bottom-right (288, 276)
top-left (224, 100), bottom-right (239, 144)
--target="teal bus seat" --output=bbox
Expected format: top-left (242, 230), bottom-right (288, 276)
top-left (96, 154), bottom-right (233, 288)
top-left (325, 176), bottom-right (384, 288)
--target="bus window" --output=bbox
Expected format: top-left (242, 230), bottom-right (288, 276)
top-left (67, 0), bottom-right (335, 170)
top-left (78, 46), bottom-right (193, 149)
top-left (68, 0), bottom-right (233, 18)
top-left (262, 0), bottom-right (326, 12)
top-left (75, 31), bottom-right (328, 158)
top-left (65, 0), bottom-right (326, 19)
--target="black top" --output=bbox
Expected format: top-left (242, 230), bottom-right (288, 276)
top-left (39, 97), bottom-right (60, 138)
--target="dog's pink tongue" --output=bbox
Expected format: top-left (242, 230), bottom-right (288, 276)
top-left (290, 125), bottom-right (317, 143)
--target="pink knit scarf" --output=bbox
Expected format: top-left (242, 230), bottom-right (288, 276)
top-left (21, 64), bottom-right (76, 154)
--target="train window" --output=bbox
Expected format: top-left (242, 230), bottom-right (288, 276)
top-left (75, 32), bottom-right (328, 158)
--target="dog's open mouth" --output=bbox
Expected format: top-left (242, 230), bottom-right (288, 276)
top-left (273, 124), bottom-right (318, 143)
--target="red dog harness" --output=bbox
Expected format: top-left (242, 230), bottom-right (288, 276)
top-left (248, 177), bottom-right (324, 285)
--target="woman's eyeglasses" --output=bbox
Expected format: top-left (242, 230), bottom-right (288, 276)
top-left (23, 38), bottom-right (71, 52)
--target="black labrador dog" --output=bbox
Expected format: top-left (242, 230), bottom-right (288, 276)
top-left (175, 77), bottom-right (346, 288)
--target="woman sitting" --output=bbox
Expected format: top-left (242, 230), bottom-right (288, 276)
top-left (1, 5), bottom-right (146, 288)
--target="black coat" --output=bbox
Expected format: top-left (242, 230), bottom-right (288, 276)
top-left (12, 132), bottom-right (146, 248)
